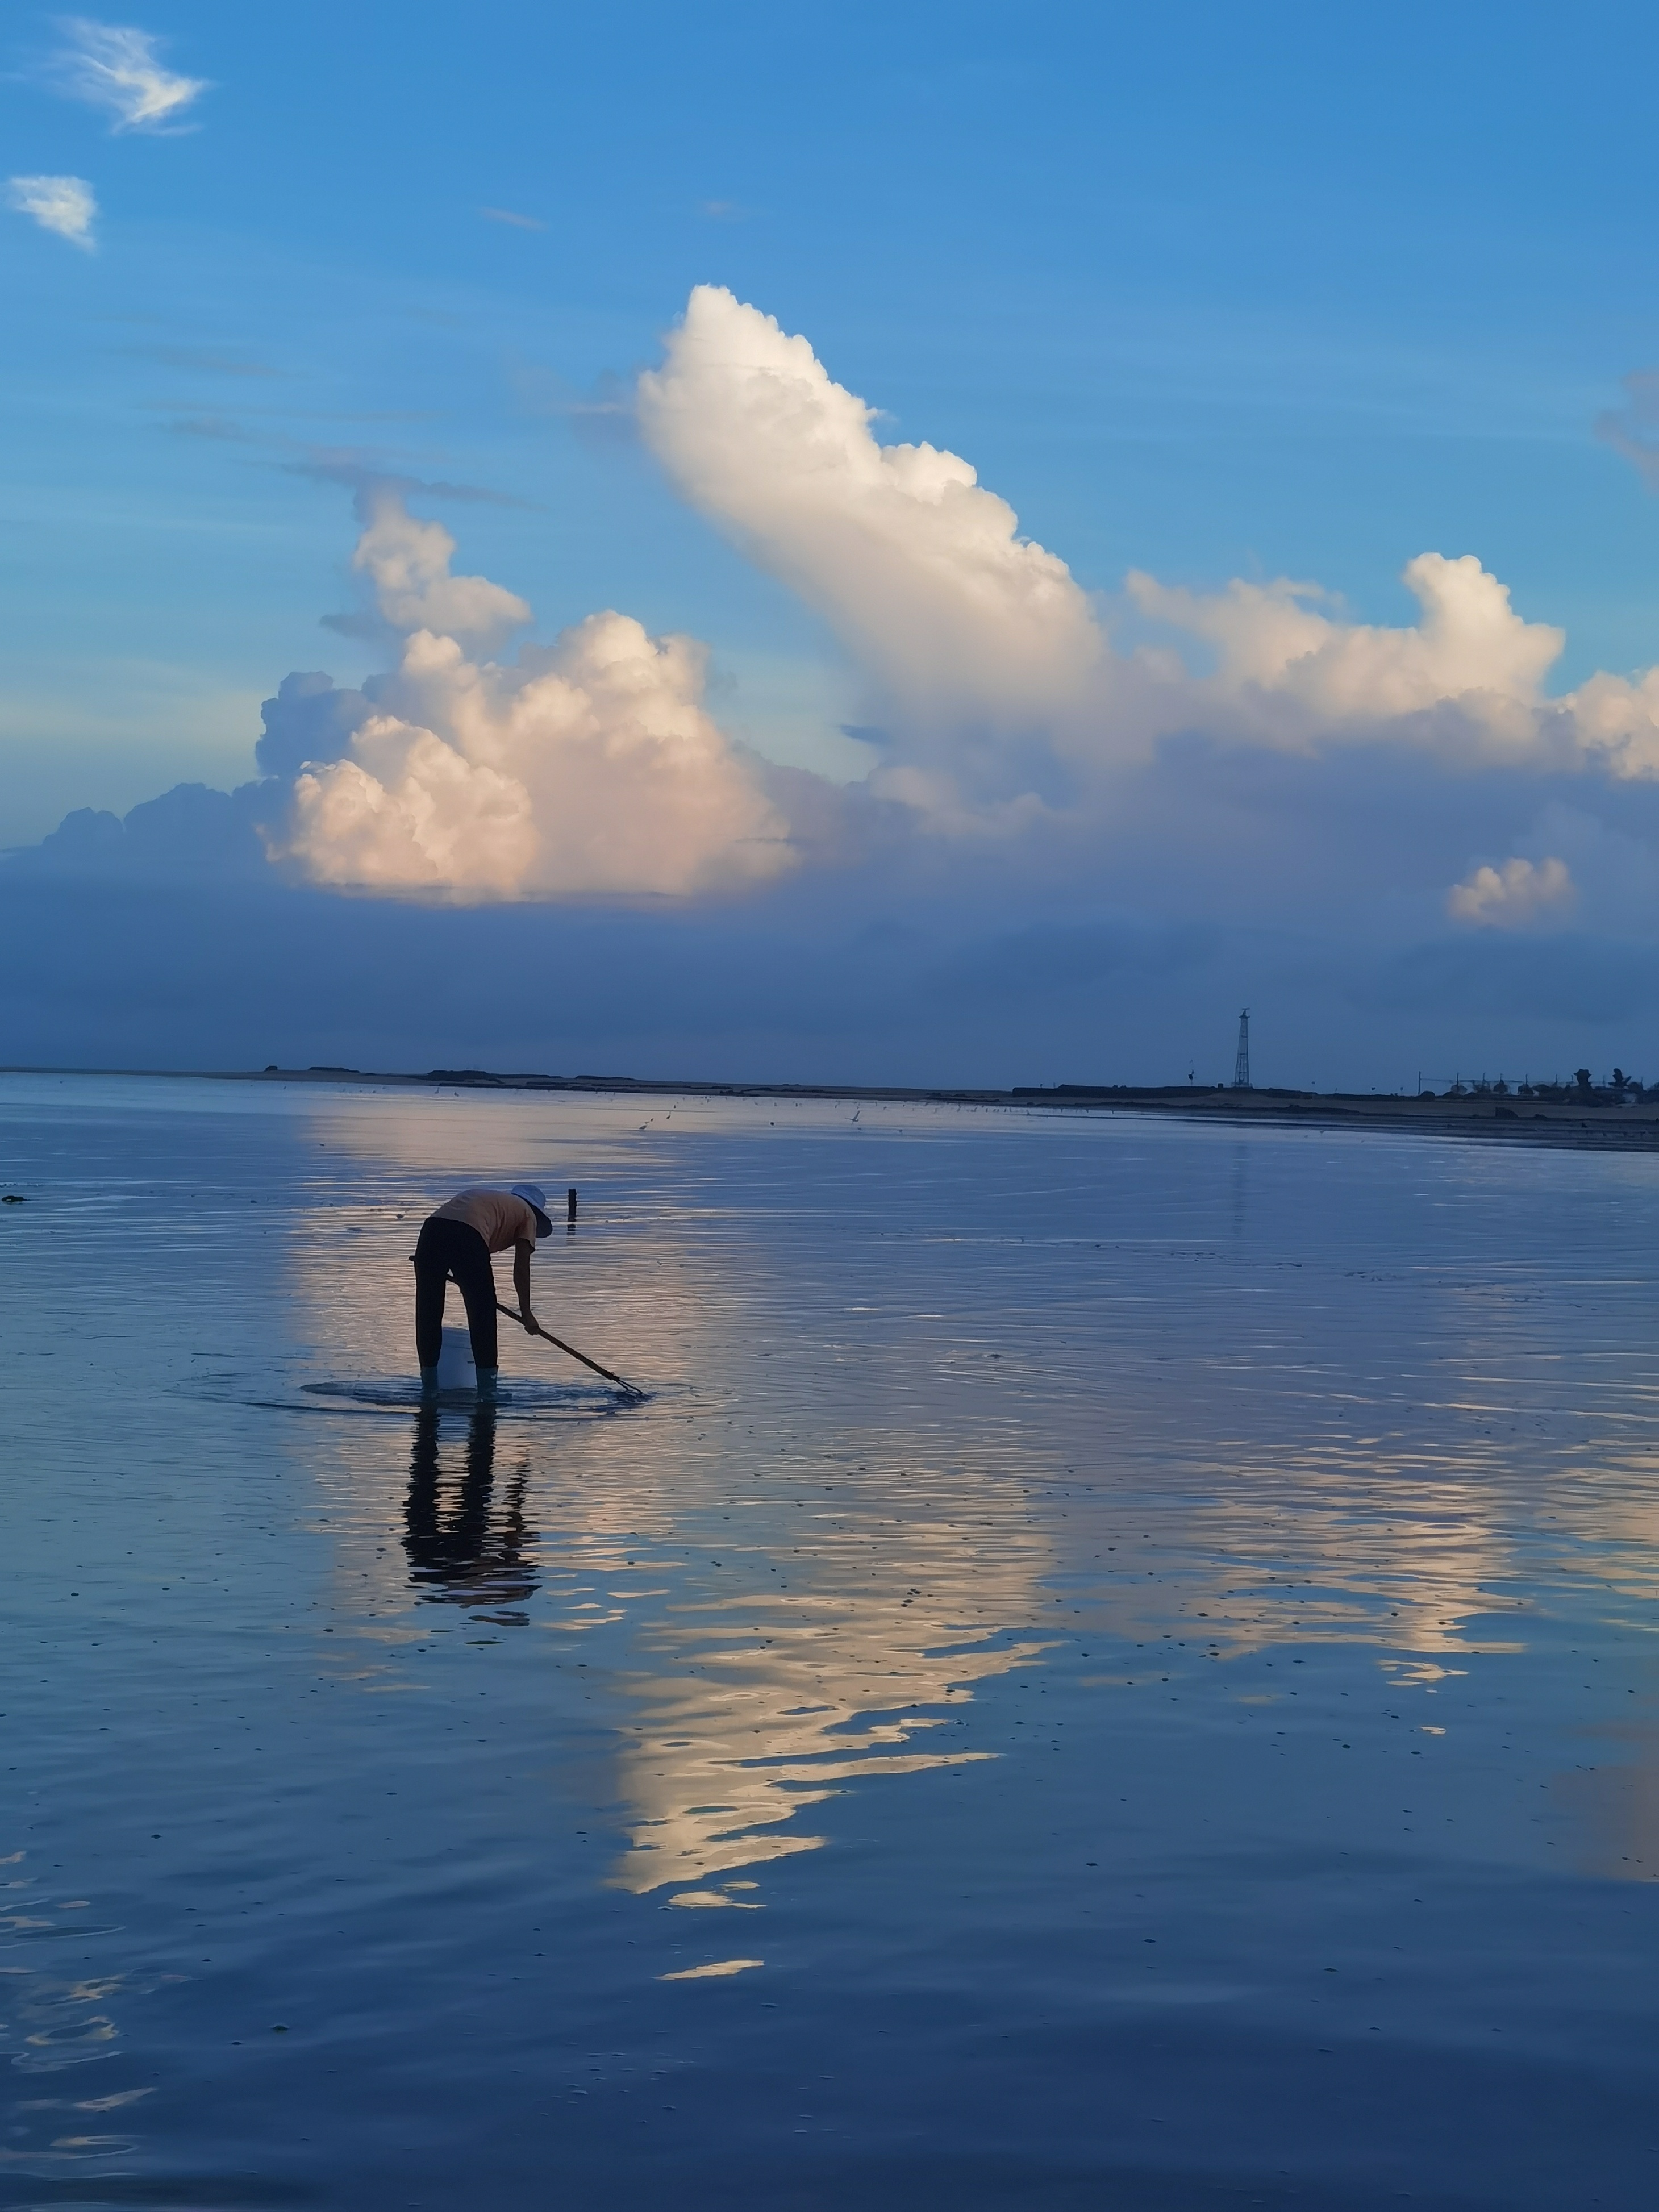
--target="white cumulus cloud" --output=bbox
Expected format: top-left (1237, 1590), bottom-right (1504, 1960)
top-left (7, 174), bottom-right (97, 248)
top-left (349, 489), bottom-right (531, 649)
top-left (1447, 856), bottom-right (1574, 928)
top-left (635, 285), bottom-right (1659, 837)
top-left (1548, 665), bottom-right (1659, 781)
top-left (636, 286), bottom-right (1659, 817)
top-left (1128, 559), bottom-right (1659, 781)
top-left (48, 18), bottom-right (208, 132)
top-left (1127, 555), bottom-right (1565, 748)
top-left (639, 285), bottom-right (1105, 743)
top-left (276, 496), bottom-right (795, 900)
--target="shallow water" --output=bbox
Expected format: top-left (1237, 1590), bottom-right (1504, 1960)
top-left (2, 1072), bottom-right (1657, 2209)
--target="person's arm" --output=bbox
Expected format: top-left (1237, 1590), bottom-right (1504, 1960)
top-left (512, 1240), bottom-right (538, 1334)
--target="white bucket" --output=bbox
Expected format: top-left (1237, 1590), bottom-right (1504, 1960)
top-left (433, 1324), bottom-right (476, 1391)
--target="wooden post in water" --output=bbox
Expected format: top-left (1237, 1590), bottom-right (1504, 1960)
top-left (566, 1186), bottom-right (578, 1229)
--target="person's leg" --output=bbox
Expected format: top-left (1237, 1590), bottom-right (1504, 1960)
top-left (450, 1227), bottom-right (500, 1376)
top-left (413, 1219), bottom-right (449, 1379)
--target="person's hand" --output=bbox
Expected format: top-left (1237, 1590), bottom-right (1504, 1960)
top-left (520, 1307), bottom-right (540, 1335)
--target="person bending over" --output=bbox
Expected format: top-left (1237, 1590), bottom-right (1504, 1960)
top-left (414, 1182), bottom-right (553, 1397)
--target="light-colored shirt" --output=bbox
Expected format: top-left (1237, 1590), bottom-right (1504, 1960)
top-left (431, 1188), bottom-right (538, 1253)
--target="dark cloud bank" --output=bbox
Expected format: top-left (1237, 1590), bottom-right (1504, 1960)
top-left (8, 677), bottom-right (1659, 1089)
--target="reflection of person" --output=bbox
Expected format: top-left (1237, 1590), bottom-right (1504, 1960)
top-left (414, 1182), bottom-right (553, 1398)
top-left (403, 1404), bottom-right (536, 1615)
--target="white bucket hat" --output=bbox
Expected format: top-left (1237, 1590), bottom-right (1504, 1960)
top-left (511, 1182), bottom-right (554, 1236)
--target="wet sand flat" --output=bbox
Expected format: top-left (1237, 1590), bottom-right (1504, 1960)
top-left (2, 1072), bottom-right (1657, 2208)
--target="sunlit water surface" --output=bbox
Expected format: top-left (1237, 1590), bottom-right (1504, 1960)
top-left (3, 1074), bottom-right (1658, 2209)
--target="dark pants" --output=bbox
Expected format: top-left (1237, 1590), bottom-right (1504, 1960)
top-left (414, 1216), bottom-right (498, 1370)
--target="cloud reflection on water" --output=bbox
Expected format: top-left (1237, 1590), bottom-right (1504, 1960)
top-left (279, 1091), bottom-right (1659, 1904)
top-left (605, 1490), bottom-right (1052, 1894)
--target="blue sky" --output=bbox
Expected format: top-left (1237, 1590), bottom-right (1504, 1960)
top-left (6, 5), bottom-right (1659, 1084)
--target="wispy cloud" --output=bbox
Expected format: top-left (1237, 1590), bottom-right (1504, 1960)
top-left (480, 206), bottom-right (545, 231)
top-left (166, 414), bottom-right (265, 444)
top-left (289, 457), bottom-right (539, 510)
top-left (6, 173), bottom-right (96, 248)
top-left (1595, 369), bottom-right (1659, 495)
top-left (127, 345), bottom-right (279, 377)
top-left (48, 18), bottom-right (209, 134)
top-left (506, 356), bottom-right (638, 447)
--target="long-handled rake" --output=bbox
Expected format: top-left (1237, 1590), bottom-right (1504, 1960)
top-left (495, 1300), bottom-right (645, 1399)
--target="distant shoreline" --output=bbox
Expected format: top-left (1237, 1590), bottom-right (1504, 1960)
top-left (6, 1064), bottom-right (1659, 1152)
